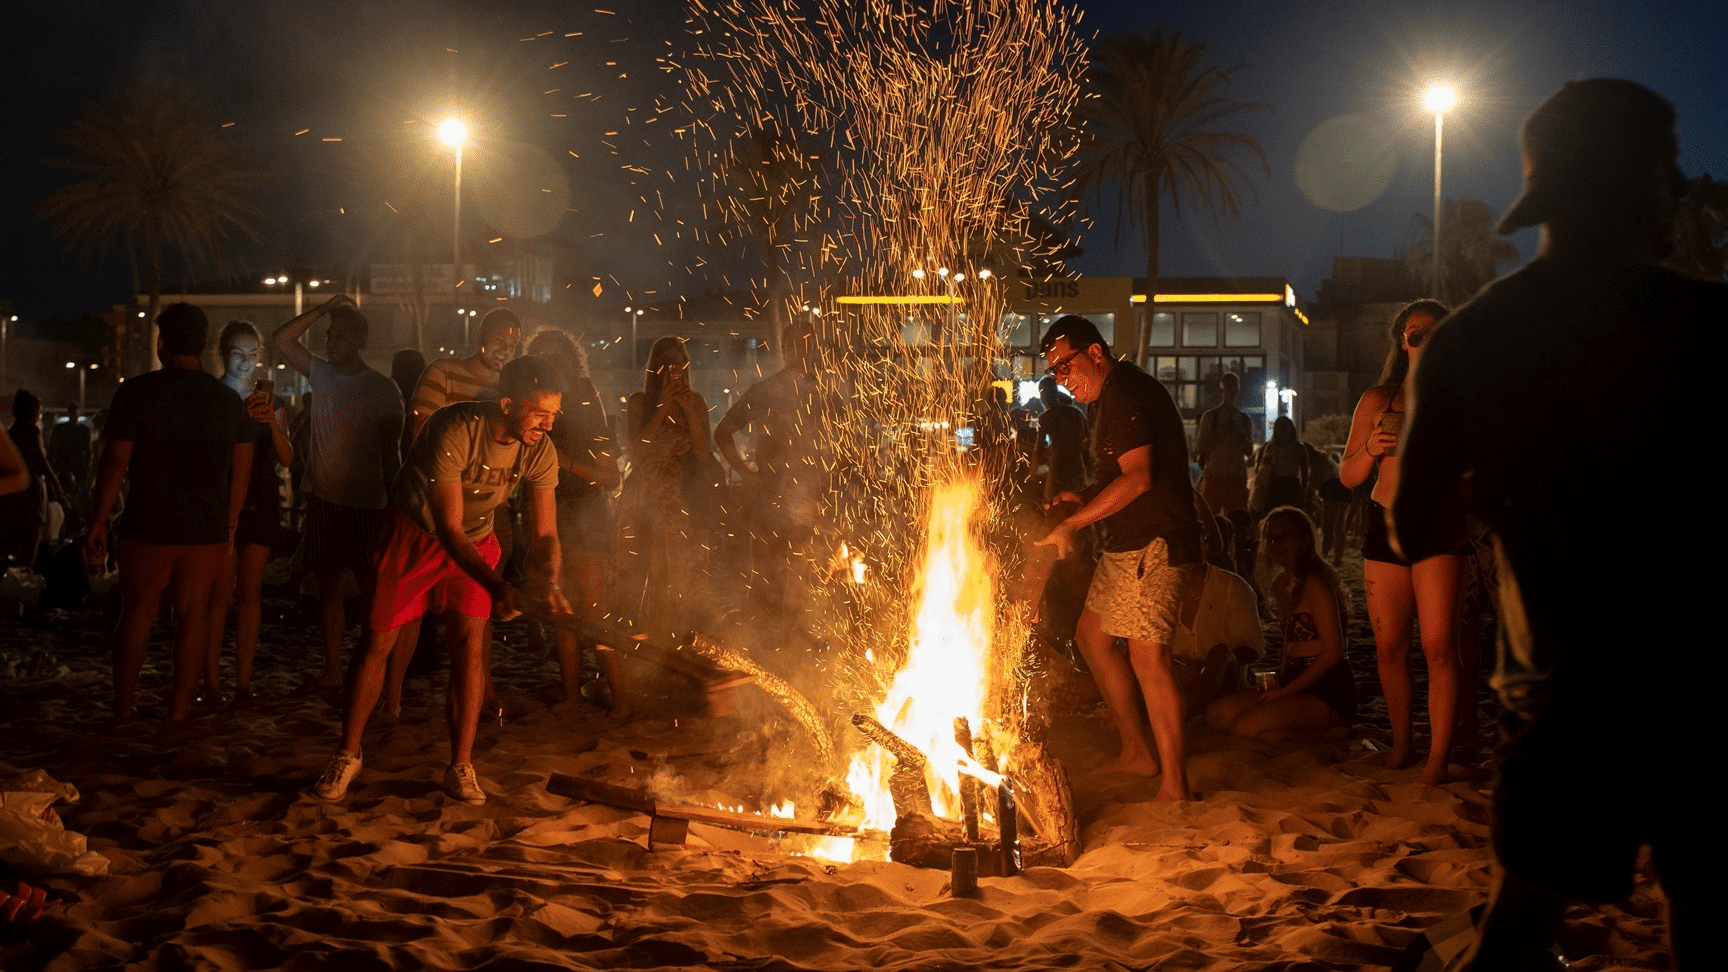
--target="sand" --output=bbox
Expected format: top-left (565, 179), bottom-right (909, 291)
top-left (0, 555), bottom-right (1676, 971)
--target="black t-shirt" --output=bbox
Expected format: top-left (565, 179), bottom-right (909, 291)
top-left (1405, 256), bottom-right (1725, 704)
top-left (1086, 361), bottom-right (1202, 561)
top-left (106, 368), bottom-right (250, 545)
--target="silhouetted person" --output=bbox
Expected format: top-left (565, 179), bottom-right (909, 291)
top-left (390, 348), bottom-right (426, 461)
top-left (272, 295), bottom-right (404, 689)
top-left (1034, 315), bottom-right (1204, 802)
top-left (1194, 372), bottom-right (1253, 515)
top-left (0, 427), bottom-right (34, 566)
top-left (47, 402), bottom-right (92, 521)
top-left (1033, 375), bottom-right (1088, 504)
top-left (84, 303), bottom-right (252, 722)
top-left (314, 356), bottom-right (568, 806)
top-left (8, 390), bottom-right (63, 558)
top-left (714, 319), bottom-right (822, 616)
top-left (1394, 79), bottom-right (1723, 971)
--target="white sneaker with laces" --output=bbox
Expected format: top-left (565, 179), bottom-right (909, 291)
top-left (313, 752), bottom-right (362, 801)
top-left (444, 762), bottom-right (486, 805)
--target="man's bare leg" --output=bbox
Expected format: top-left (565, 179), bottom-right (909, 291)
top-left (338, 624), bottom-right (403, 756)
top-left (383, 614), bottom-right (425, 716)
top-left (112, 541), bottom-right (173, 721)
top-left (445, 613), bottom-right (488, 765)
top-left (1127, 639), bottom-right (1191, 801)
top-left (1073, 608), bottom-right (1159, 777)
top-left (234, 544), bottom-right (271, 696)
top-left (201, 546), bottom-right (238, 697)
top-left (315, 570), bottom-right (348, 687)
top-left (166, 545), bottom-right (225, 722)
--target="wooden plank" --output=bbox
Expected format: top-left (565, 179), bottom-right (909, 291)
top-left (545, 773), bottom-right (658, 813)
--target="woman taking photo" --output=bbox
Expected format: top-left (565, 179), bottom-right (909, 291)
top-left (1340, 299), bottom-right (1463, 785)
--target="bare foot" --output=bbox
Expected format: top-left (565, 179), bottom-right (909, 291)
top-left (1418, 761), bottom-right (1451, 786)
top-left (1383, 747), bottom-right (1417, 771)
top-left (1153, 782), bottom-right (1193, 802)
top-left (1092, 753), bottom-right (1160, 778)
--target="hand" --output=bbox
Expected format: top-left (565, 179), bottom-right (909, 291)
top-left (319, 294), bottom-right (357, 315)
top-left (1034, 520), bottom-right (1077, 559)
top-left (82, 523), bottom-right (108, 574)
top-left (1257, 686), bottom-right (1290, 704)
top-left (1367, 419), bottom-right (1398, 458)
top-left (244, 390), bottom-right (275, 423)
top-left (546, 585), bottom-right (573, 616)
top-left (1047, 491), bottom-right (1083, 510)
top-left (492, 583), bottom-right (523, 622)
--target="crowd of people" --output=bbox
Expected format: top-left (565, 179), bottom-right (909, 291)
top-left (0, 76), bottom-right (1711, 969)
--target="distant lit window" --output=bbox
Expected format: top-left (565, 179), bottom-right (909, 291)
top-left (1147, 312), bottom-right (1175, 348)
top-left (1181, 312), bottom-right (1218, 347)
top-left (1225, 312), bottom-right (1261, 347)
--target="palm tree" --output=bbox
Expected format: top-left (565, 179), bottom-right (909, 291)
top-left (1406, 198), bottom-right (1520, 304)
top-left (1074, 31), bottom-right (1267, 286)
top-left (37, 83), bottom-right (263, 375)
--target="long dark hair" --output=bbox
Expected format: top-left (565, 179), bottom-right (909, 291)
top-left (1257, 506), bottom-right (1348, 620)
top-left (1377, 299), bottom-right (1449, 388)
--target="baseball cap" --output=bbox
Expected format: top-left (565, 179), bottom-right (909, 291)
top-left (1496, 78), bottom-right (1679, 235)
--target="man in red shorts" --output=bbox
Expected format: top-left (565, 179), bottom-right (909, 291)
top-left (313, 356), bottom-right (570, 805)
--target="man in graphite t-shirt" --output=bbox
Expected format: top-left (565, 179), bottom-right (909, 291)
top-left (1036, 315), bottom-right (1202, 803)
top-left (313, 356), bottom-right (569, 807)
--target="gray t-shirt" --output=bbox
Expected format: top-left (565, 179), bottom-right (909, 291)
top-left (393, 400), bottom-right (558, 541)
top-left (305, 357), bottom-right (405, 510)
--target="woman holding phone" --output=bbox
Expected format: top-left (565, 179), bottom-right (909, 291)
top-left (1340, 299), bottom-right (1464, 784)
top-left (202, 320), bottom-right (293, 703)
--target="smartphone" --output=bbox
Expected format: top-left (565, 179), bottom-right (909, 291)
top-left (255, 377), bottom-right (275, 399)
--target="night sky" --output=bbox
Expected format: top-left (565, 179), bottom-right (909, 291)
top-left (1, 0), bottom-right (1722, 327)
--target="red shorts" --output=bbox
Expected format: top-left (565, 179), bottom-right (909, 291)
top-left (369, 510), bottom-right (500, 631)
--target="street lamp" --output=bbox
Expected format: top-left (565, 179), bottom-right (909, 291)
top-left (625, 306), bottom-right (644, 372)
top-left (1423, 83), bottom-right (1457, 301)
top-left (66, 360), bottom-right (97, 411)
top-left (439, 118), bottom-right (469, 350)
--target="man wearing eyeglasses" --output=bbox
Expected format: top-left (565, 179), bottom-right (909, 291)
top-left (1035, 314), bottom-right (1204, 803)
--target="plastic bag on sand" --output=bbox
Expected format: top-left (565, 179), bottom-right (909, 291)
top-left (0, 770), bottom-right (109, 877)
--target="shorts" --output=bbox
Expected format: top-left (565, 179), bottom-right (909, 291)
top-left (1363, 501), bottom-right (1468, 565)
top-left (1084, 537), bottom-right (1187, 644)
top-left (369, 510), bottom-right (501, 631)
top-left (303, 495), bottom-right (388, 578)
top-left (234, 506), bottom-right (281, 550)
top-left (556, 489), bottom-right (614, 561)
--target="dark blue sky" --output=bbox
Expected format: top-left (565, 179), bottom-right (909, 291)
top-left (2, 0), bottom-right (1722, 325)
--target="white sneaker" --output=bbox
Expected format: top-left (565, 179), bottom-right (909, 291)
top-left (444, 762), bottom-right (487, 805)
top-left (313, 752), bottom-right (362, 801)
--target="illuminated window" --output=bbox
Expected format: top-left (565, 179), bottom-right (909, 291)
top-left (1181, 312), bottom-right (1218, 347)
top-left (1147, 312), bottom-right (1175, 348)
top-left (1224, 312), bottom-right (1261, 347)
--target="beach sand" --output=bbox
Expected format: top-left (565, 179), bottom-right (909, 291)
top-left (0, 554), bottom-right (1675, 971)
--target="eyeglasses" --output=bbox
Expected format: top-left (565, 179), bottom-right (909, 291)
top-left (1047, 348), bottom-right (1084, 379)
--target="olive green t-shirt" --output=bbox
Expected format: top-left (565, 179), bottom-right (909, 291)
top-left (392, 400), bottom-right (558, 541)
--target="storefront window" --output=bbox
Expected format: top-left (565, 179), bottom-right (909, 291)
top-left (1146, 312), bottom-right (1175, 348)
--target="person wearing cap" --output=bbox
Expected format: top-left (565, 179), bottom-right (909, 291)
top-left (1394, 79), bottom-right (1724, 970)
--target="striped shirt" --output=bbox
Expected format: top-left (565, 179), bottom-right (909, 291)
top-left (410, 357), bottom-right (500, 435)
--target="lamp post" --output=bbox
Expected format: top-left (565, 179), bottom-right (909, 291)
top-left (66, 360), bottom-right (97, 411)
top-left (1423, 83), bottom-right (1456, 302)
top-left (625, 306), bottom-right (644, 372)
top-left (439, 118), bottom-right (469, 349)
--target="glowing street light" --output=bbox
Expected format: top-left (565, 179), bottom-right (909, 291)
top-left (439, 117), bottom-right (469, 350)
top-left (1423, 83), bottom-right (1457, 301)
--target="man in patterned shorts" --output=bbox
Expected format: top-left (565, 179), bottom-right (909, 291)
top-left (1036, 315), bottom-right (1205, 803)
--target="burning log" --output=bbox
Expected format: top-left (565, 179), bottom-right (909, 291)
top-left (851, 714), bottom-right (933, 817)
top-left (545, 773), bottom-right (885, 849)
top-left (953, 717), bottom-right (980, 842)
top-left (1005, 740), bottom-right (1080, 867)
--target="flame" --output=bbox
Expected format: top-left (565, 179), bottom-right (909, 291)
top-left (848, 478), bottom-right (1001, 833)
